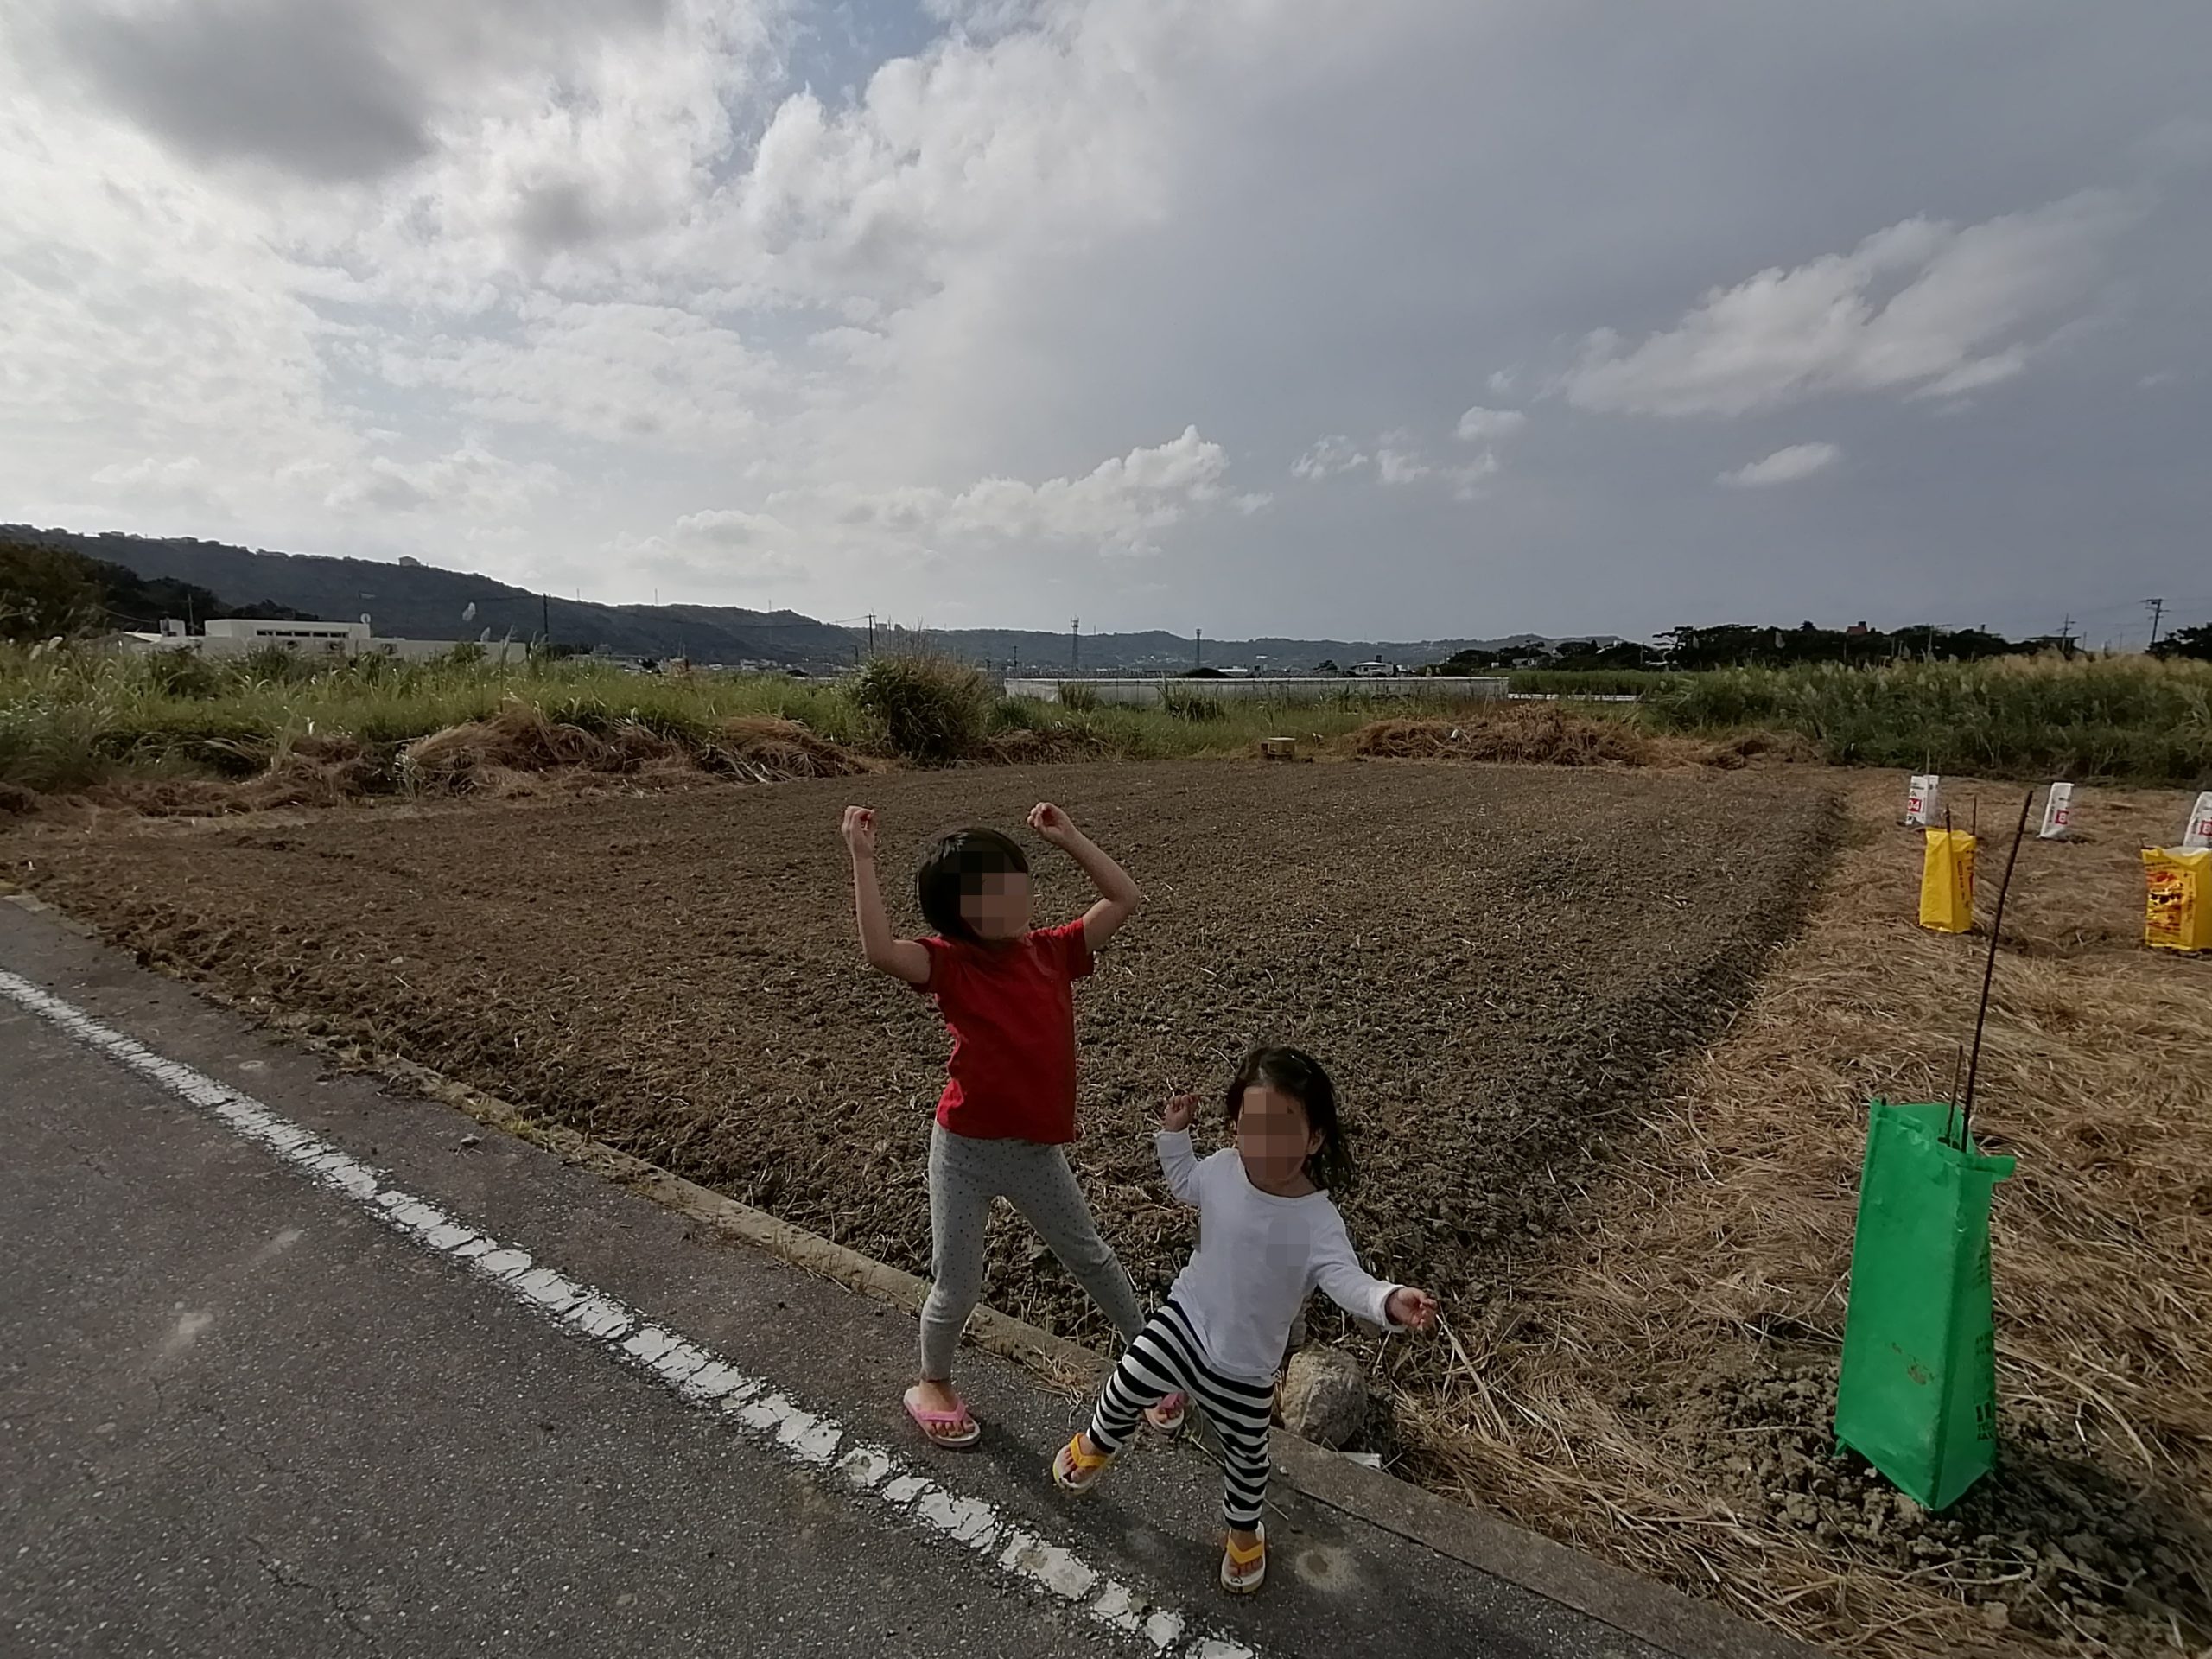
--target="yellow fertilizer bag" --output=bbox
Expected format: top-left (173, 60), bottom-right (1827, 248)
top-left (1919, 830), bottom-right (1975, 933)
top-left (2143, 848), bottom-right (2212, 951)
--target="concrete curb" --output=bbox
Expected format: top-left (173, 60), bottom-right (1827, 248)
top-left (3, 887), bottom-right (1819, 1659)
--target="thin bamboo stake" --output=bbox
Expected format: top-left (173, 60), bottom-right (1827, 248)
top-left (1960, 791), bottom-right (2035, 1143)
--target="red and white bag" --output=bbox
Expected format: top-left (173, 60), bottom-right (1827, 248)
top-left (1904, 774), bottom-right (1943, 829)
top-left (2184, 791), bottom-right (2212, 852)
top-left (2038, 783), bottom-right (2074, 841)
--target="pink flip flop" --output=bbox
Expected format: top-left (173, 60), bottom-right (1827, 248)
top-left (1145, 1393), bottom-right (1188, 1435)
top-left (904, 1385), bottom-right (982, 1449)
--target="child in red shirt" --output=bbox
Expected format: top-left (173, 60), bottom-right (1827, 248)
top-left (842, 801), bottom-right (1166, 1447)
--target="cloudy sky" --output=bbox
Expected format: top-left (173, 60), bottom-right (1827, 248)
top-left (3, 2), bottom-right (2208, 643)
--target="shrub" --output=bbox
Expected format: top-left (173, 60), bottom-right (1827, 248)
top-left (1508, 668), bottom-right (1662, 698)
top-left (1057, 682), bottom-right (1100, 712)
top-left (0, 690), bottom-right (117, 791)
top-left (230, 645), bottom-right (323, 687)
top-left (852, 652), bottom-right (994, 765)
top-left (1160, 683), bottom-right (1229, 722)
top-left (989, 695), bottom-right (1054, 732)
top-left (141, 648), bottom-right (223, 700)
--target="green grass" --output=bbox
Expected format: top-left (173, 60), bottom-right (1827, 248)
top-left (6, 645), bottom-right (2207, 795)
top-left (1641, 655), bottom-right (2212, 785)
top-left (1507, 668), bottom-right (1665, 697)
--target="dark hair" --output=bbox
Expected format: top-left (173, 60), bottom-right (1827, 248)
top-left (916, 827), bottom-right (1030, 944)
top-left (1224, 1046), bottom-right (1354, 1191)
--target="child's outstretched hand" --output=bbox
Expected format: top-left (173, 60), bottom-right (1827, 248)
top-left (1386, 1287), bottom-right (1440, 1331)
top-left (1027, 802), bottom-right (1080, 849)
top-left (842, 805), bottom-right (878, 858)
top-left (1160, 1094), bottom-right (1200, 1133)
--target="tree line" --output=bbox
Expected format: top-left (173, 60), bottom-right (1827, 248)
top-left (0, 537), bottom-right (317, 643)
top-left (1425, 618), bottom-right (2212, 673)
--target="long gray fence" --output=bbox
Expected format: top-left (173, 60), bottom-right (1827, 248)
top-left (1001, 676), bottom-right (1509, 706)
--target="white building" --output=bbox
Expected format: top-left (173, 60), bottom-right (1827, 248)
top-left (108, 617), bottom-right (522, 664)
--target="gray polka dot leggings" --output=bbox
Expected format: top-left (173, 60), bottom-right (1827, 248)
top-left (920, 1122), bottom-right (1147, 1382)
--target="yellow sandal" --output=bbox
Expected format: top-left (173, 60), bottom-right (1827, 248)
top-left (1221, 1526), bottom-right (1267, 1594)
top-left (1051, 1433), bottom-right (1115, 1494)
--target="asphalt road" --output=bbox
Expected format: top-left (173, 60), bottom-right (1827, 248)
top-left (0, 898), bottom-right (1684, 1659)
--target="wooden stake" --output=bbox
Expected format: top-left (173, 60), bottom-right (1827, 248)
top-left (1960, 791), bottom-right (2035, 1146)
top-left (1946, 1043), bottom-right (1966, 1147)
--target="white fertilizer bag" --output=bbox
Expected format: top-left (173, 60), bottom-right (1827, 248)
top-left (2184, 791), bottom-right (2212, 852)
top-left (2038, 783), bottom-right (2074, 841)
top-left (1905, 774), bottom-right (1944, 829)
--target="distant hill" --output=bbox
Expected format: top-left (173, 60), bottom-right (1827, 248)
top-left (6, 524), bottom-right (1577, 671)
top-left (1, 529), bottom-right (320, 640)
top-left (3, 526), bottom-right (861, 666)
top-left (925, 628), bottom-right (1565, 674)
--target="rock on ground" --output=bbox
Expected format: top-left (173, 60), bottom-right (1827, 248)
top-left (1281, 1346), bottom-right (1367, 1448)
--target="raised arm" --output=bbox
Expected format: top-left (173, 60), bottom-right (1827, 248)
top-left (842, 807), bottom-right (931, 985)
top-left (1154, 1094), bottom-right (1205, 1205)
top-left (1027, 803), bottom-right (1143, 950)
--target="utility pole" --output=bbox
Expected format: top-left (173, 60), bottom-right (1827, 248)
top-left (865, 613), bottom-right (875, 658)
top-left (542, 591), bottom-right (551, 650)
top-left (2145, 597), bottom-right (2166, 652)
top-left (1071, 618), bottom-right (1080, 674)
top-left (2059, 614), bottom-right (2076, 659)
top-left (1194, 627), bottom-right (1202, 671)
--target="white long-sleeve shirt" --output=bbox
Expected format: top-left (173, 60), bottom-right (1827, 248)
top-left (1155, 1129), bottom-right (1400, 1384)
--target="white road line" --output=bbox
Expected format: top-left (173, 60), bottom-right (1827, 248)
top-left (0, 968), bottom-right (1257, 1659)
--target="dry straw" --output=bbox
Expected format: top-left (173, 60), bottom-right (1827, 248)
top-left (1387, 772), bottom-right (2212, 1657)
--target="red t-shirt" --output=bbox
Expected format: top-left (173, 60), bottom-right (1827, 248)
top-left (917, 919), bottom-right (1096, 1143)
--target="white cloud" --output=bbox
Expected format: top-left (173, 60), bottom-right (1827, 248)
top-left (928, 426), bottom-right (1236, 553)
top-left (753, 426), bottom-right (1243, 562)
top-left (1375, 445), bottom-right (1432, 486)
top-left (376, 299), bottom-right (778, 448)
top-left (3, 0), bottom-right (2204, 638)
top-left (89, 454), bottom-right (219, 503)
top-left (1300, 419), bottom-right (1510, 498)
top-left (298, 445), bottom-right (559, 518)
top-left (1560, 191), bottom-right (2136, 416)
top-left (1454, 405), bottom-right (1528, 442)
top-left (609, 543), bottom-right (803, 593)
top-left (672, 507), bottom-right (787, 546)
top-left (1911, 347), bottom-right (2030, 401)
top-left (1717, 442), bottom-right (1840, 488)
top-left (1291, 435), bottom-right (1370, 479)
top-left (1444, 452), bottom-right (1502, 501)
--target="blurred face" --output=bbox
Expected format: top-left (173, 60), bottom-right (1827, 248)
top-left (1235, 1084), bottom-right (1323, 1193)
top-left (960, 869), bottom-right (1033, 941)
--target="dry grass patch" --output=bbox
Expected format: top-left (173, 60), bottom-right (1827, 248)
top-left (1393, 772), bottom-right (2211, 1657)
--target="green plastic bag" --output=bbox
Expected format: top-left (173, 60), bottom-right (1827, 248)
top-left (1834, 1099), bottom-right (2016, 1510)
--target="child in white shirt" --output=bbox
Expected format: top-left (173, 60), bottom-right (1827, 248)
top-left (1051, 1046), bottom-right (1439, 1594)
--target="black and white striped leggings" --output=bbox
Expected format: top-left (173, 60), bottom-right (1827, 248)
top-left (1087, 1300), bottom-right (1274, 1529)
